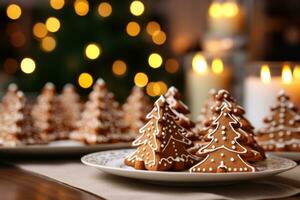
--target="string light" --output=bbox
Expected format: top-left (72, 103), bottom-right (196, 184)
top-left (20, 58), bottom-right (36, 74)
top-left (50, 0), bottom-right (65, 10)
top-left (41, 36), bottom-right (56, 52)
top-left (6, 4), bottom-right (22, 20)
top-left (126, 21), bottom-right (140, 37)
top-left (33, 23), bottom-right (48, 38)
top-left (112, 60), bottom-right (127, 76)
top-left (152, 30), bottom-right (166, 45)
top-left (157, 81), bottom-right (168, 94)
top-left (165, 58), bottom-right (179, 73)
top-left (146, 81), bottom-right (167, 96)
top-left (74, 0), bottom-right (89, 16)
top-left (45, 17), bottom-right (60, 32)
top-left (3, 58), bottom-right (18, 74)
top-left (134, 72), bottom-right (148, 87)
top-left (148, 53), bottom-right (163, 68)
top-left (146, 21), bottom-right (160, 35)
top-left (85, 43), bottom-right (101, 60)
top-left (130, 1), bottom-right (145, 16)
top-left (78, 72), bottom-right (93, 88)
top-left (98, 2), bottom-right (112, 17)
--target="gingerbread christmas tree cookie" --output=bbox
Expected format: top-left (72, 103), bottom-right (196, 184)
top-left (190, 90), bottom-right (264, 173)
top-left (122, 86), bottom-right (151, 135)
top-left (257, 91), bottom-right (300, 152)
top-left (124, 95), bottom-right (198, 171)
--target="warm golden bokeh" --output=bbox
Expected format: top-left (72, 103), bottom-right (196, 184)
top-left (10, 31), bottom-right (26, 48)
top-left (20, 58), bottom-right (36, 74)
top-left (293, 66), bottom-right (300, 81)
top-left (211, 58), bottom-right (224, 74)
top-left (130, 1), bottom-right (145, 16)
top-left (50, 0), bottom-right (65, 10)
top-left (192, 53), bottom-right (207, 75)
top-left (33, 23), bottom-right (48, 38)
top-left (6, 4), bottom-right (22, 20)
top-left (146, 81), bottom-right (167, 96)
top-left (45, 17), bottom-right (61, 32)
top-left (165, 58), bottom-right (179, 73)
top-left (112, 60), bottom-right (127, 76)
top-left (152, 30), bottom-right (166, 45)
top-left (98, 2), bottom-right (112, 17)
top-left (74, 0), bottom-right (89, 16)
top-left (41, 36), bottom-right (57, 52)
top-left (146, 21), bottom-right (161, 35)
top-left (78, 72), bottom-right (94, 88)
top-left (148, 53), bottom-right (163, 68)
top-left (126, 21), bottom-right (141, 37)
top-left (134, 72), bottom-right (148, 87)
top-left (85, 43), bottom-right (101, 60)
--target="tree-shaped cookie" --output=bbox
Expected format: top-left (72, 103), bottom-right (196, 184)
top-left (190, 90), bottom-right (264, 173)
top-left (31, 82), bottom-right (58, 142)
top-left (124, 95), bottom-right (198, 171)
top-left (164, 86), bottom-right (196, 140)
top-left (56, 84), bottom-right (82, 139)
top-left (257, 91), bottom-right (300, 151)
top-left (122, 86), bottom-right (151, 135)
top-left (71, 79), bottom-right (111, 144)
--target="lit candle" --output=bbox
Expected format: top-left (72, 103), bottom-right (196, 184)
top-left (244, 64), bottom-right (300, 129)
top-left (185, 53), bottom-right (232, 119)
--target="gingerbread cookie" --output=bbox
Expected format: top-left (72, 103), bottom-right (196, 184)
top-left (190, 90), bottom-right (264, 173)
top-left (256, 91), bottom-right (300, 152)
top-left (124, 95), bottom-right (198, 171)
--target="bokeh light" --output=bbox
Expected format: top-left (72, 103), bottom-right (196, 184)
top-left (152, 30), bottom-right (166, 45)
top-left (130, 1), bottom-right (145, 16)
top-left (85, 43), bottom-right (101, 60)
top-left (78, 72), bottom-right (93, 88)
top-left (134, 72), bottom-right (148, 87)
top-left (165, 58), bottom-right (179, 73)
top-left (10, 31), bottom-right (26, 48)
top-left (20, 58), bottom-right (36, 74)
top-left (4, 58), bottom-right (18, 74)
top-left (148, 53), bottom-right (163, 68)
top-left (45, 17), bottom-right (60, 32)
top-left (192, 53), bottom-right (207, 75)
top-left (293, 66), bottom-right (300, 81)
top-left (6, 4), bottom-right (22, 20)
top-left (33, 23), bottom-right (48, 38)
top-left (126, 21), bottom-right (140, 37)
top-left (112, 60), bottom-right (127, 76)
top-left (74, 0), bottom-right (89, 16)
top-left (50, 0), bottom-right (65, 10)
top-left (41, 36), bottom-right (56, 52)
top-left (211, 58), bottom-right (224, 74)
top-left (146, 21), bottom-right (160, 35)
top-left (223, 1), bottom-right (239, 18)
top-left (98, 2), bottom-right (112, 17)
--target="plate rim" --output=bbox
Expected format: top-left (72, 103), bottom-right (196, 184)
top-left (81, 149), bottom-right (298, 176)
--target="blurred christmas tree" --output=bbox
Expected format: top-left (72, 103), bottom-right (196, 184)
top-left (0, 0), bottom-right (181, 101)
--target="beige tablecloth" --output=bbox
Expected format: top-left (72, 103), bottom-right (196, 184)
top-left (4, 159), bottom-right (300, 200)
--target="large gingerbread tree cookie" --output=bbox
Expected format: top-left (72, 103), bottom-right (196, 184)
top-left (124, 95), bottom-right (198, 171)
top-left (190, 90), bottom-right (265, 173)
top-left (257, 91), bottom-right (300, 152)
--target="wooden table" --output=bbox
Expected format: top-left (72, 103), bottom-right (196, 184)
top-left (0, 164), bottom-right (103, 200)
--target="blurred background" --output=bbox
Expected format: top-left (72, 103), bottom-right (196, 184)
top-left (1, 0), bottom-right (300, 125)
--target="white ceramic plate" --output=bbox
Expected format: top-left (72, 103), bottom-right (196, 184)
top-left (267, 151), bottom-right (300, 161)
top-left (0, 140), bottom-right (131, 155)
top-left (81, 149), bottom-right (297, 184)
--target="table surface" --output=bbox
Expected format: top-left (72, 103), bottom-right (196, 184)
top-left (1, 163), bottom-right (300, 200)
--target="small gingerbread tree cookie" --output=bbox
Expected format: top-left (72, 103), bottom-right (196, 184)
top-left (190, 90), bottom-right (264, 173)
top-left (164, 86), bottom-right (195, 140)
top-left (122, 86), bottom-right (151, 135)
top-left (124, 95), bottom-right (198, 171)
top-left (257, 91), bottom-right (300, 152)
top-left (31, 83), bottom-right (58, 142)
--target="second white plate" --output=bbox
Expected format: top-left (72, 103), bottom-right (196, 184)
top-left (267, 151), bottom-right (300, 161)
top-left (81, 149), bottom-right (297, 184)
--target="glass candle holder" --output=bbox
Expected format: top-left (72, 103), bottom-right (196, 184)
top-left (244, 61), bottom-right (300, 129)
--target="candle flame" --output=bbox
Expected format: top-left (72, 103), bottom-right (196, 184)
top-left (211, 58), bottom-right (224, 74)
top-left (209, 1), bottom-right (239, 18)
top-left (260, 65), bottom-right (271, 84)
top-left (293, 66), bottom-right (300, 81)
top-left (192, 53), bottom-right (208, 75)
top-left (208, 2), bottom-right (223, 18)
top-left (282, 64), bottom-right (293, 84)
top-left (223, 1), bottom-right (239, 18)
